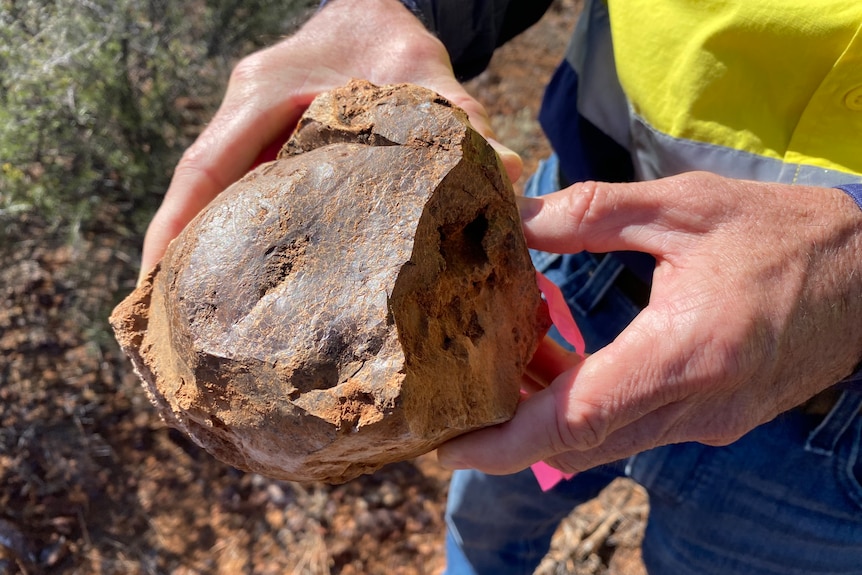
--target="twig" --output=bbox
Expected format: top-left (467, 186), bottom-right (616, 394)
top-left (576, 508), bottom-right (623, 561)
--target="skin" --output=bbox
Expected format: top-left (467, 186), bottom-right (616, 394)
top-left (140, 0), bottom-right (862, 476)
top-left (139, 0), bottom-right (521, 279)
top-left (439, 175), bottom-right (862, 473)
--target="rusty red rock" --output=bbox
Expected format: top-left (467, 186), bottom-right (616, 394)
top-left (110, 80), bottom-right (549, 483)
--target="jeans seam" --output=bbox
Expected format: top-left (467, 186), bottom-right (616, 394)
top-left (804, 392), bottom-right (862, 455)
top-left (836, 418), bottom-right (862, 511)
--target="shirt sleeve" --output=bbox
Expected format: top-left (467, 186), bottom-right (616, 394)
top-left (835, 183), bottom-right (862, 212)
top-left (401, 0), bottom-right (555, 79)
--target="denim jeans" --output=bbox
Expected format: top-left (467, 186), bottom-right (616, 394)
top-left (443, 155), bottom-right (862, 574)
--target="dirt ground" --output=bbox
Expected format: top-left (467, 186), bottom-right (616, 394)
top-left (0, 2), bottom-right (648, 573)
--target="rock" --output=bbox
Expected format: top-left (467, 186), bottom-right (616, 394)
top-left (110, 80), bottom-right (550, 483)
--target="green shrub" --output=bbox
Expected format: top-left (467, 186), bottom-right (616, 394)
top-left (0, 0), bottom-right (316, 238)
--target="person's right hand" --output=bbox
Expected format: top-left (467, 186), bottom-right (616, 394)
top-left (139, 0), bottom-right (521, 281)
top-left (437, 173), bottom-right (862, 476)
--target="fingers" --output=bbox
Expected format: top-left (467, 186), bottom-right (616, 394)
top-left (438, 173), bottom-right (862, 477)
top-left (437, 380), bottom-right (572, 474)
top-left (437, 338), bottom-right (645, 474)
top-left (139, 81), bottom-right (518, 281)
top-left (437, 304), bottom-right (707, 474)
top-left (516, 181), bottom-right (650, 255)
top-left (437, 293), bottom-right (764, 474)
top-left (137, 27), bottom-right (359, 279)
top-left (437, 363), bottom-right (631, 475)
top-left (540, 400), bottom-right (693, 474)
top-left (517, 173), bottom-right (723, 257)
top-left (520, 336), bottom-right (581, 398)
top-left (428, 75), bottom-right (522, 182)
top-left (437, 353), bottom-right (664, 475)
top-left (488, 137), bottom-right (524, 185)
top-left (137, 83), bottom-right (516, 281)
top-left (524, 335), bottom-right (582, 389)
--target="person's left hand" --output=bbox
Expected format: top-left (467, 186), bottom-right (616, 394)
top-left (437, 171), bottom-right (862, 475)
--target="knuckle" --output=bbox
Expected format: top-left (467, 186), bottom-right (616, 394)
top-left (685, 403), bottom-right (752, 447)
top-left (164, 143), bottom-right (227, 206)
top-left (230, 52), bottom-right (266, 85)
top-left (387, 33), bottom-right (448, 66)
top-left (176, 141), bottom-right (206, 169)
top-left (549, 394), bottom-right (610, 453)
top-left (173, 146), bottom-right (217, 186)
top-left (577, 180), bottom-right (603, 223)
top-left (557, 180), bottom-right (601, 232)
top-left (227, 52), bottom-right (279, 103)
top-left (699, 423), bottom-right (747, 446)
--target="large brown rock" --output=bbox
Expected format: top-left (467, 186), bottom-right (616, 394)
top-left (110, 80), bottom-right (550, 483)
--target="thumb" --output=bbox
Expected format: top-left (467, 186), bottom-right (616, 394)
top-left (435, 313), bottom-right (678, 474)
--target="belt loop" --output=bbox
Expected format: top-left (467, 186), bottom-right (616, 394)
top-left (805, 391), bottom-right (862, 456)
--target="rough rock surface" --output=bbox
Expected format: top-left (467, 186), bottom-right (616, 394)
top-left (110, 80), bottom-right (550, 483)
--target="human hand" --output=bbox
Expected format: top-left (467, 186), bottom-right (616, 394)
top-left (139, 0), bottom-right (521, 281)
top-left (438, 171), bottom-right (862, 474)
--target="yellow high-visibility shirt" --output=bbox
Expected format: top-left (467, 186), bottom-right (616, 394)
top-left (608, 0), bottom-right (862, 177)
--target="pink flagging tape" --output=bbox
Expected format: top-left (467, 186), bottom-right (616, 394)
top-left (534, 272), bottom-right (585, 356)
top-left (530, 272), bottom-right (583, 490)
top-left (532, 460), bottom-right (575, 491)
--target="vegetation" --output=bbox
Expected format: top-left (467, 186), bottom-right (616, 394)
top-left (0, 0), bottom-right (316, 241)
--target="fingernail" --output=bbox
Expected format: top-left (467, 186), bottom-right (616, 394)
top-left (495, 146), bottom-right (521, 165)
top-left (516, 196), bottom-right (542, 223)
